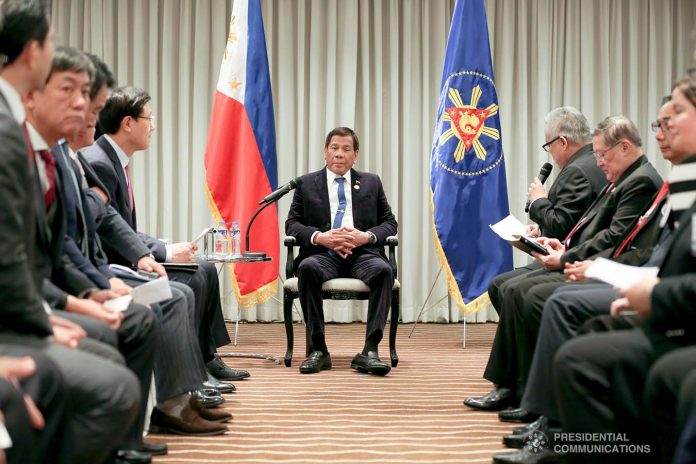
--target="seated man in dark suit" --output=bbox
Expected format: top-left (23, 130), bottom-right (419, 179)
top-left (285, 127), bottom-right (398, 376)
top-left (82, 87), bottom-right (248, 382)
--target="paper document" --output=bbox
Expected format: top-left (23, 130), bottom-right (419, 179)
top-left (191, 227), bottom-right (213, 244)
top-left (584, 258), bottom-right (659, 290)
top-left (131, 277), bottom-right (173, 305)
top-left (104, 294), bottom-right (133, 312)
top-left (489, 215), bottom-right (548, 256)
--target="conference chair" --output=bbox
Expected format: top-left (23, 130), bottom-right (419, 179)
top-left (282, 236), bottom-right (400, 368)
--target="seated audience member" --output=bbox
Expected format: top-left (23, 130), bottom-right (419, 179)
top-left (489, 107), bottom-right (606, 310)
top-left (285, 127), bottom-right (398, 376)
top-left (0, 2), bottom-right (141, 462)
top-left (465, 115), bottom-right (662, 415)
top-left (82, 87), bottom-right (248, 383)
top-left (549, 78), bottom-right (696, 464)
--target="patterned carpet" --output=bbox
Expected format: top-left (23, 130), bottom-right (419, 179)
top-left (150, 322), bottom-right (510, 463)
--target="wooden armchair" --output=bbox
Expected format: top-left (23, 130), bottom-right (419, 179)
top-left (282, 236), bottom-right (400, 368)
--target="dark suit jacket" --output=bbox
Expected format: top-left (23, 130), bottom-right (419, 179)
top-left (285, 167), bottom-right (397, 269)
top-left (0, 93), bottom-right (52, 337)
top-left (82, 135), bottom-right (166, 264)
top-left (643, 197), bottom-right (696, 353)
top-left (529, 144), bottom-right (608, 239)
top-left (560, 155), bottom-right (662, 265)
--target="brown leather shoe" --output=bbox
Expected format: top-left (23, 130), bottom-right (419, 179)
top-left (149, 405), bottom-right (228, 436)
top-left (190, 396), bottom-right (233, 423)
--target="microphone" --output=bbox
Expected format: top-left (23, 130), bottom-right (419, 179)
top-left (244, 177), bottom-right (303, 259)
top-left (525, 162), bottom-right (553, 213)
top-left (258, 177), bottom-right (303, 205)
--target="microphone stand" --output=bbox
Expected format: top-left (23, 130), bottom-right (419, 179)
top-left (243, 200), bottom-right (275, 259)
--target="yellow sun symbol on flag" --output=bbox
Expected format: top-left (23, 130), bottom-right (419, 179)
top-left (439, 85), bottom-right (500, 162)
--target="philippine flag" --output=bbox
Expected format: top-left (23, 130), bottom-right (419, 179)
top-left (204, 0), bottom-right (279, 307)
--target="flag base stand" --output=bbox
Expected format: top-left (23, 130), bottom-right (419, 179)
top-left (243, 251), bottom-right (267, 259)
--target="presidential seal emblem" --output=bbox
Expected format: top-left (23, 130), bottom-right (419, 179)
top-left (432, 71), bottom-right (503, 177)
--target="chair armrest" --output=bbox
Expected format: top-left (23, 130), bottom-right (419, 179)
top-left (386, 236), bottom-right (398, 279)
top-left (284, 236), bottom-right (297, 279)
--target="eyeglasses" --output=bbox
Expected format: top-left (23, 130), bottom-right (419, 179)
top-left (135, 115), bottom-right (155, 123)
top-left (541, 136), bottom-right (561, 153)
top-left (592, 141), bottom-right (622, 161)
top-left (650, 117), bottom-right (671, 133)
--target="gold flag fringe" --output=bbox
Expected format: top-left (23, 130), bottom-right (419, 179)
top-left (429, 190), bottom-right (492, 316)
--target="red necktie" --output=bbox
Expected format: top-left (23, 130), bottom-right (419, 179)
top-left (37, 149), bottom-right (56, 208)
top-left (563, 183), bottom-right (614, 248)
top-left (124, 164), bottom-right (135, 212)
top-left (613, 181), bottom-right (670, 257)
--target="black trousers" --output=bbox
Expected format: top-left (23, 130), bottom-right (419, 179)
top-left (644, 346), bottom-right (696, 463)
top-left (483, 267), bottom-right (562, 395)
top-left (297, 250), bottom-right (393, 353)
top-left (521, 282), bottom-right (617, 421)
top-left (168, 258), bottom-right (231, 360)
top-left (554, 329), bottom-right (660, 463)
top-left (0, 346), bottom-right (66, 464)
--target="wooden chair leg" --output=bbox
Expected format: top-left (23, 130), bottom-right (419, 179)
top-left (283, 292), bottom-right (294, 367)
top-left (389, 289), bottom-right (399, 367)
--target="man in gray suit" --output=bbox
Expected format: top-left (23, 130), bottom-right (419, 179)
top-left (0, 1), bottom-right (140, 463)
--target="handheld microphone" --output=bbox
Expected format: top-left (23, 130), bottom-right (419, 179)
top-left (258, 177), bottom-right (303, 205)
top-left (525, 162), bottom-right (553, 213)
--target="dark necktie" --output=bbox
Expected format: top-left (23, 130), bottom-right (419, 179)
top-left (125, 163), bottom-right (135, 212)
top-left (332, 177), bottom-right (346, 229)
top-left (21, 122), bottom-right (34, 163)
top-left (563, 183), bottom-right (614, 248)
top-left (613, 181), bottom-right (670, 257)
top-left (38, 149), bottom-right (56, 208)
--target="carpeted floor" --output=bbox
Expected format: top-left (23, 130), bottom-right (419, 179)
top-left (150, 322), bottom-right (511, 463)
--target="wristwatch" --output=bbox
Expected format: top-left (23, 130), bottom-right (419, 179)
top-left (367, 231), bottom-right (378, 245)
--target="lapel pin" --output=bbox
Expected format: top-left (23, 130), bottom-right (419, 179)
top-left (354, 180), bottom-right (360, 190)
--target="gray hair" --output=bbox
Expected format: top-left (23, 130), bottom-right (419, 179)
top-left (544, 107), bottom-right (592, 144)
top-left (593, 116), bottom-right (642, 148)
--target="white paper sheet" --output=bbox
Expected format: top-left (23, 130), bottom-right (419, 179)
top-left (489, 214), bottom-right (527, 241)
top-left (103, 294), bottom-right (133, 312)
top-left (191, 227), bottom-right (213, 244)
top-left (130, 277), bottom-right (173, 305)
top-left (585, 258), bottom-right (659, 290)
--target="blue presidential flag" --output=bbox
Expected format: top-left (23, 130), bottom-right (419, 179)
top-left (430, 0), bottom-right (512, 314)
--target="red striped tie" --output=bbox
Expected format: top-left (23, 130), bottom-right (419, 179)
top-left (613, 181), bottom-right (669, 257)
top-left (37, 149), bottom-right (56, 208)
top-left (125, 163), bottom-right (135, 212)
top-left (563, 183), bottom-right (614, 249)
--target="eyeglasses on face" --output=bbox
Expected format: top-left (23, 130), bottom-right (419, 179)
top-left (541, 136), bottom-right (561, 153)
top-left (135, 115), bottom-right (155, 123)
top-left (592, 141), bottom-right (622, 161)
top-left (650, 117), bottom-right (670, 133)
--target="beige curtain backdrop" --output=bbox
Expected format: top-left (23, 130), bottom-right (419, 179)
top-left (51, 0), bottom-right (695, 325)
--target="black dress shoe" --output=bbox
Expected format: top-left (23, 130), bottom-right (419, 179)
top-left (493, 446), bottom-right (563, 463)
top-left (350, 351), bottom-right (390, 376)
top-left (463, 388), bottom-right (516, 411)
top-left (504, 416), bottom-right (559, 449)
top-left (512, 416), bottom-right (543, 435)
top-left (141, 442), bottom-right (167, 456)
top-left (499, 408), bottom-right (540, 423)
top-left (203, 373), bottom-right (236, 393)
top-left (299, 351), bottom-right (332, 374)
top-left (191, 389), bottom-right (225, 408)
top-left (206, 354), bottom-right (250, 381)
top-left (115, 449), bottom-right (152, 464)
top-left (150, 406), bottom-right (227, 436)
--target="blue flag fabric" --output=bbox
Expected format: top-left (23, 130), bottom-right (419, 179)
top-left (430, 0), bottom-right (512, 314)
